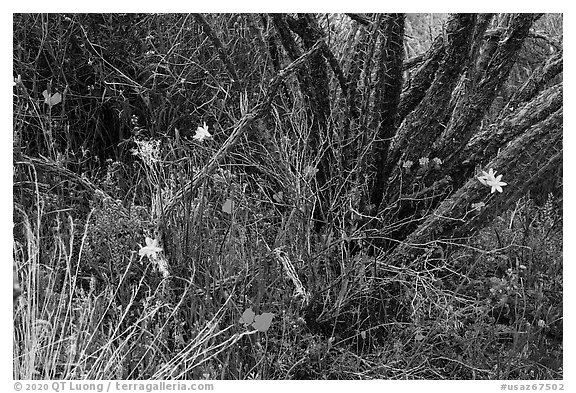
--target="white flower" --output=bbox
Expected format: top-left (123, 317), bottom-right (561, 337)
top-left (193, 122), bottom-right (212, 141)
top-left (432, 157), bottom-right (442, 166)
top-left (139, 237), bottom-right (163, 260)
top-left (402, 160), bottom-right (414, 169)
top-left (478, 168), bottom-right (507, 193)
top-left (486, 176), bottom-right (507, 194)
top-left (419, 157), bottom-right (430, 167)
top-left (477, 168), bottom-right (497, 185)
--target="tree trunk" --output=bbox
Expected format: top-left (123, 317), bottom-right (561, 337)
top-left (385, 106), bottom-right (562, 268)
top-left (368, 14), bottom-right (406, 208)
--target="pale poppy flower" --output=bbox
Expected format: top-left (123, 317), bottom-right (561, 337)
top-left (478, 168), bottom-right (507, 193)
top-left (193, 122), bottom-right (212, 141)
top-left (139, 237), bottom-right (163, 260)
top-left (478, 168), bottom-right (497, 185)
top-left (486, 176), bottom-right (507, 193)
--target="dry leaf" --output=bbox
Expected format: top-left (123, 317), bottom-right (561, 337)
top-left (239, 308), bottom-right (255, 327)
top-left (252, 312), bottom-right (274, 332)
top-left (222, 198), bottom-right (234, 214)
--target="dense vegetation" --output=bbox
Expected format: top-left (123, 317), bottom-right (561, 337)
top-left (13, 13), bottom-right (562, 379)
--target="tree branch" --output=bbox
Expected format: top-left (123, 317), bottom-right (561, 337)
top-left (369, 13), bottom-right (405, 207)
top-left (384, 14), bottom-right (478, 194)
top-left (463, 82), bottom-right (562, 169)
top-left (193, 14), bottom-right (239, 84)
top-left (397, 34), bottom-right (444, 122)
top-left (502, 51), bottom-right (563, 112)
top-left (320, 41), bottom-right (348, 96)
top-left (434, 13), bottom-right (539, 161)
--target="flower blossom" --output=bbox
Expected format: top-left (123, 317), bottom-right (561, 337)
top-left (139, 237), bottom-right (163, 260)
top-left (478, 168), bottom-right (507, 193)
top-left (193, 122), bottom-right (212, 141)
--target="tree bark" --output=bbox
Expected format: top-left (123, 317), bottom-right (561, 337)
top-left (384, 106), bottom-right (562, 268)
top-left (434, 13), bottom-right (540, 161)
top-left (397, 34), bottom-right (444, 123)
top-left (381, 14), bottom-right (478, 205)
top-left (369, 14), bottom-right (405, 208)
top-left (461, 82), bottom-right (562, 172)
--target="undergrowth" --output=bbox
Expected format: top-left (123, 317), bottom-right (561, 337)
top-left (13, 148), bottom-right (562, 379)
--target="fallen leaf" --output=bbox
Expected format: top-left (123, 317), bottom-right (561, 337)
top-left (42, 90), bottom-right (62, 107)
top-left (239, 308), bottom-right (255, 327)
top-left (222, 198), bottom-right (234, 214)
top-left (252, 312), bottom-right (274, 332)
